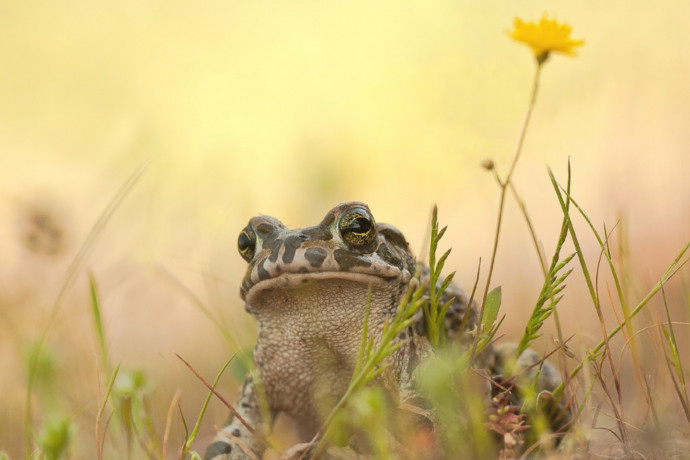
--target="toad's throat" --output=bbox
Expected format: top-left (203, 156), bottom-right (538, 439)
top-left (248, 277), bottom-right (406, 435)
top-left (246, 276), bottom-right (406, 340)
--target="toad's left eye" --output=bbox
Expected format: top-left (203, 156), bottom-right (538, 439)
top-left (338, 208), bottom-right (376, 248)
top-left (238, 226), bottom-right (256, 262)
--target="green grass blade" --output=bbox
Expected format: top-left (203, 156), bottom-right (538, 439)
top-left (89, 273), bottom-right (110, 375)
top-left (660, 287), bottom-right (690, 420)
top-left (184, 352), bottom-right (237, 453)
top-left (557, 184), bottom-right (634, 351)
top-left (481, 286), bottom-right (502, 329)
top-left (353, 289), bottom-right (372, 379)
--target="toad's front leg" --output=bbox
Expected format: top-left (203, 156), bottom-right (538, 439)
top-left (205, 374), bottom-right (268, 460)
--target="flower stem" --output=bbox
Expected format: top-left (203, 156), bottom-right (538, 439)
top-left (476, 62), bottom-right (543, 353)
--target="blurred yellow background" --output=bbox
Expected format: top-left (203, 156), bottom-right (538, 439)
top-left (0, 0), bottom-right (688, 457)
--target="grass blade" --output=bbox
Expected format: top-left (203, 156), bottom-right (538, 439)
top-left (89, 273), bottom-right (110, 375)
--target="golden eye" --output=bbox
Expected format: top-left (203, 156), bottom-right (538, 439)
top-left (338, 209), bottom-right (376, 248)
top-left (238, 226), bottom-right (256, 262)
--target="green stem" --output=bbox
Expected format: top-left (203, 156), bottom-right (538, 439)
top-left (477, 62), bottom-right (543, 356)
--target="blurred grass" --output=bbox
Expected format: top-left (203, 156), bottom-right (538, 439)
top-left (0, 1), bottom-right (689, 459)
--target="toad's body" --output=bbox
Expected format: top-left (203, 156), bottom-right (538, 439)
top-left (205, 203), bottom-right (560, 460)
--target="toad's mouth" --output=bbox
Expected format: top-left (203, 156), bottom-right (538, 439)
top-left (243, 271), bottom-right (400, 306)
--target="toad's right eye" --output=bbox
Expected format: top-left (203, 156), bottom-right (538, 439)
top-left (338, 207), bottom-right (377, 249)
top-left (238, 226), bottom-right (256, 262)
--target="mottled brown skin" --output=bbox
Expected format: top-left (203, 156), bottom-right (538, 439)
top-left (205, 203), bottom-right (562, 460)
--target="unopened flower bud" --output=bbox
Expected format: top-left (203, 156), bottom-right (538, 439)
top-left (480, 159), bottom-right (495, 170)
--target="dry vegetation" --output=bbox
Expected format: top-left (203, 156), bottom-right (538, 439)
top-left (6, 161), bottom-right (689, 460)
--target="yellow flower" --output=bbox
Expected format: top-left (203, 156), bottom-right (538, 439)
top-left (509, 15), bottom-right (584, 64)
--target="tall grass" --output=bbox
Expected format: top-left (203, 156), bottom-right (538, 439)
top-left (13, 162), bottom-right (690, 460)
top-left (287, 173), bottom-right (689, 459)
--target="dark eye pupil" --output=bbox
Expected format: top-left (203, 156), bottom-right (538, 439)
top-left (347, 216), bottom-right (371, 234)
top-left (238, 229), bottom-right (256, 262)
